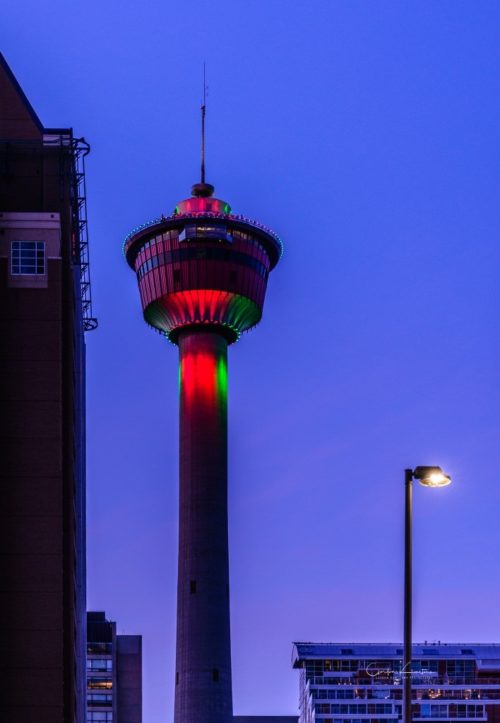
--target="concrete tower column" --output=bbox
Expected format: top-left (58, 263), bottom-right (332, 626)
top-left (175, 329), bottom-right (232, 723)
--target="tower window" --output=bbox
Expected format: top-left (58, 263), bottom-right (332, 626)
top-left (11, 241), bottom-right (45, 275)
top-left (190, 580), bottom-right (197, 594)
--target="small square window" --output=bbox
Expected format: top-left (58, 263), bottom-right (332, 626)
top-left (11, 241), bottom-right (45, 275)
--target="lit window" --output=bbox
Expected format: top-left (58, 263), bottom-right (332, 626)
top-left (11, 241), bottom-right (45, 275)
top-left (88, 677), bottom-right (113, 689)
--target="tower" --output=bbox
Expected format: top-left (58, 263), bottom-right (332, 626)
top-left (124, 137), bottom-right (282, 721)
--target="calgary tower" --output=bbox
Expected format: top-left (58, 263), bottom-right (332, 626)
top-left (124, 100), bottom-right (282, 722)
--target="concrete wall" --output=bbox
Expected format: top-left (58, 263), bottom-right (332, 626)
top-left (117, 635), bottom-right (142, 723)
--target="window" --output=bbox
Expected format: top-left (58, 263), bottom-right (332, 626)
top-left (447, 660), bottom-right (475, 680)
top-left (341, 659), bottom-right (358, 671)
top-left (453, 705), bottom-right (485, 719)
top-left (316, 703), bottom-right (331, 714)
top-left (367, 704), bottom-right (393, 714)
top-left (417, 660), bottom-right (439, 673)
top-left (87, 643), bottom-right (112, 655)
top-left (178, 224), bottom-right (233, 244)
top-left (87, 693), bottom-right (112, 706)
top-left (87, 658), bottom-right (112, 672)
top-left (87, 713), bottom-right (113, 722)
top-left (11, 242), bottom-right (45, 275)
top-left (88, 677), bottom-right (112, 690)
top-left (420, 704), bottom-right (447, 718)
top-left (331, 705), bottom-right (348, 714)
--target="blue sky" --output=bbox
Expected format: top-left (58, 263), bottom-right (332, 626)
top-left (3, 1), bottom-right (500, 720)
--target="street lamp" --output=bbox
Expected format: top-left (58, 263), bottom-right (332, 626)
top-left (403, 466), bottom-right (452, 723)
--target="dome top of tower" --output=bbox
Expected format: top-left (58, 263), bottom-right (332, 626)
top-left (191, 181), bottom-right (215, 197)
top-left (174, 186), bottom-right (232, 216)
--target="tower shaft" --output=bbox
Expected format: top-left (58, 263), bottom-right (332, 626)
top-left (175, 330), bottom-right (233, 723)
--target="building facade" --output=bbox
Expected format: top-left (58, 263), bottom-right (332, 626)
top-left (87, 611), bottom-right (142, 723)
top-left (0, 54), bottom-right (96, 722)
top-left (293, 643), bottom-right (500, 723)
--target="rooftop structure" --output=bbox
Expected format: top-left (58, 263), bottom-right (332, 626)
top-left (292, 643), bottom-right (500, 723)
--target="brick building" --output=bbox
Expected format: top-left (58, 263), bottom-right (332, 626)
top-left (0, 53), bottom-right (96, 722)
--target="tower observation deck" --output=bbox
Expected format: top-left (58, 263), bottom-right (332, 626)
top-left (125, 179), bottom-right (282, 723)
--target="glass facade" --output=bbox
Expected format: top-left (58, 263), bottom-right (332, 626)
top-left (86, 655), bottom-right (113, 722)
top-left (293, 645), bottom-right (500, 723)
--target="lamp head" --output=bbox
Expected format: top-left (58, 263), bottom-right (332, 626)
top-left (413, 466), bottom-right (452, 488)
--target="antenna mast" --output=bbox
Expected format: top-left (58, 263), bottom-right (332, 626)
top-left (192, 63), bottom-right (214, 197)
top-left (201, 63), bottom-right (207, 184)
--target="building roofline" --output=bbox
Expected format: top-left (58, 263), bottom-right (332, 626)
top-left (0, 53), bottom-right (44, 132)
top-left (292, 642), bottom-right (500, 668)
top-left (44, 127), bottom-right (73, 135)
top-left (293, 642), bottom-right (500, 647)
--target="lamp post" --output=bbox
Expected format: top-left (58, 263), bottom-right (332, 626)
top-left (403, 466), bottom-right (452, 723)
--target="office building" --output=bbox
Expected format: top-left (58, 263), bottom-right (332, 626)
top-left (87, 611), bottom-right (142, 723)
top-left (0, 53), bottom-right (96, 722)
top-left (124, 133), bottom-right (282, 721)
top-left (292, 643), bottom-right (500, 723)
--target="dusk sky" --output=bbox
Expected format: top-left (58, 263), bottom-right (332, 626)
top-left (3, 1), bottom-right (500, 721)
